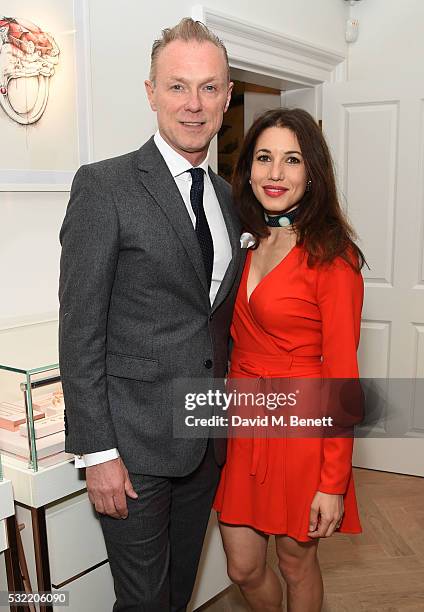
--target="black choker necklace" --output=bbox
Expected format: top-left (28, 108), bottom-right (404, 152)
top-left (264, 207), bottom-right (299, 227)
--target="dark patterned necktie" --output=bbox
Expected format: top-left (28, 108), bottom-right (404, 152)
top-left (187, 168), bottom-right (214, 289)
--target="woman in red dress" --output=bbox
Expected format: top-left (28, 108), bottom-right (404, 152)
top-left (213, 108), bottom-right (366, 611)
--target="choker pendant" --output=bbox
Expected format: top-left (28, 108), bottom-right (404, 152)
top-left (264, 207), bottom-right (298, 227)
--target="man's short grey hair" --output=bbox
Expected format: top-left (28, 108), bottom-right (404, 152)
top-left (149, 17), bottom-right (230, 82)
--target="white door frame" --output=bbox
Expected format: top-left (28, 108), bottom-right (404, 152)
top-left (192, 5), bottom-right (347, 85)
top-left (191, 5), bottom-right (347, 167)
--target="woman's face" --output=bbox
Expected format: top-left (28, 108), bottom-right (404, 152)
top-left (250, 126), bottom-right (307, 215)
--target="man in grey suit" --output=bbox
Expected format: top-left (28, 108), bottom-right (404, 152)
top-left (59, 18), bottom-right (242, 612)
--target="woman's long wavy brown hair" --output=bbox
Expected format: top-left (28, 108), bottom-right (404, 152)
top-left (232, 108), bottom-right (366, 270)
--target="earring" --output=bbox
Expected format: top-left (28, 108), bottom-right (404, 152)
top-left (306, 179), bottom-right (312, 192)
top-left (249, 179), bottom-right (252, 185)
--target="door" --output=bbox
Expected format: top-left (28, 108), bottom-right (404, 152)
top-left (322, 80), bottom-right (424, 475)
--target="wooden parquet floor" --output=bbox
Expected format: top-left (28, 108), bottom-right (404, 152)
top-left (200, 468), bottom-right (424, 612)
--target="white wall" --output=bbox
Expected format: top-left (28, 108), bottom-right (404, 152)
top-left (347, 0), bottom-right (424, 80)
top-left (281, 88), bottom-right (319, 120)
top-left (244, 92), bottom-right (281, 133)
top-left (0, 193), bottom-right (66, 328)
top-left (0, 0), bottom-right (348, 333)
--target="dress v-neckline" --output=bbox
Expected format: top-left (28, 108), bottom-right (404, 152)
top-left (246, 244), bottom-right (298, 305)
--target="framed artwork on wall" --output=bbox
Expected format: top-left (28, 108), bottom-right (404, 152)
top-left (0, 0), bottom-right (92, 191)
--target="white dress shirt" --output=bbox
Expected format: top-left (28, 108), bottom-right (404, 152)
top-left (75, 131), bottom-right (232, 468)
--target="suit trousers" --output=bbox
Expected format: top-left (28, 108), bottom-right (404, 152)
top-left (99, 440), bottom-right (221, 612)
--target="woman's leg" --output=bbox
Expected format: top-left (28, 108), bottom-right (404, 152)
top-left (275, 535), bottom-right (323, 612)
top-left (219, 521), bottom-right (283, 611)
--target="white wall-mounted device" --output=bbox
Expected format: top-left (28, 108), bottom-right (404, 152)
top-left (345, 18), bottom-right (360, 42)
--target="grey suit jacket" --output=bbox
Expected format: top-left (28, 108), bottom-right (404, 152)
top-left (59, 136), bottom-right (244, 476)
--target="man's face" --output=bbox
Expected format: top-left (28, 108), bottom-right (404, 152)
top-left (145, 40), bottom-right (233, 165)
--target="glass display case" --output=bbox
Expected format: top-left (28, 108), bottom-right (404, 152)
top-left (0, 321), bottom-right (70, 471)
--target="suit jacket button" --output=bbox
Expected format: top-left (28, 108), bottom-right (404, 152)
top-left (204, 359), bottom-right (213, 369)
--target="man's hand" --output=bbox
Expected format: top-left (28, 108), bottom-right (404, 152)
top-left (86, 457), bottom-right (138, 519)
top-left (307, 491), bottom-right (344, 538)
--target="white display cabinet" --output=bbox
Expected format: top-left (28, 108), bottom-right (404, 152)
top-left (0, 322), bottom-right (114, 611)
top-left (0, 322), bottom-right (230, 611)
top-left (0, 323), bottom-right (69, 472)
top-left (0, 465), bottom-right (15, 612)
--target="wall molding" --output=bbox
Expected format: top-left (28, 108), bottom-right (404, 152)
top-left (192, 5), bottom-right (347, 86)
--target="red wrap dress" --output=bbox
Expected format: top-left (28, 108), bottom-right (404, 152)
top-left (213, 245), bottom-right (363, 541)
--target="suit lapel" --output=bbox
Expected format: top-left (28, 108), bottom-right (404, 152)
top-left (136, 138), bottom-right (242, 308)
top-left (208, 169), bottom-right (242, 313)
top-left (136, 138), bottom-right (209, 294)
